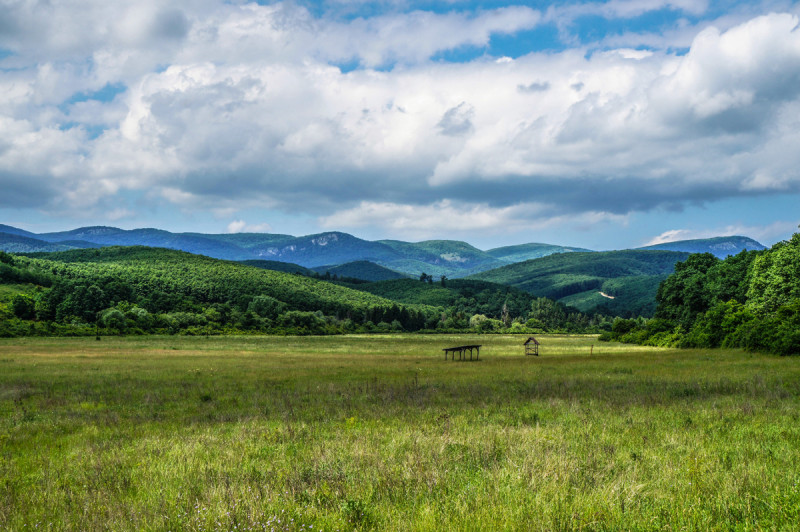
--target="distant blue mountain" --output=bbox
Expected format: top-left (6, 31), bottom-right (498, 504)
top-left (636, 236), bottom-right (766, 258)
top-left (0, 224), bottom-right (38, 238)
top-left (486, 242), bottom-right (593, 262)
top-left (0, 223), bottom-right (768, 278)
top-left (37, 226), bottom-right (255, 260)
top-left (0, 231), bottom-right (99, 253)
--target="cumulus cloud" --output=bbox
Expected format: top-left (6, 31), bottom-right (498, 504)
top-left (1, 1), bottom-right (800, 241)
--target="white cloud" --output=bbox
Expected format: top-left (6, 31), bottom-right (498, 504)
top-left (106, 208), bottom-right (136, 221)
top-left (543, 0), bottom-right (711, 39)
top-left (318, 6), bottom-right (542, 68)
top-left (320, 200), bottom-right (530, 234)
top-left (320, 199), bottom-right (628, 240)
top-left (226, 220), bottom-right (273, 233)
top-left (1, 3), bottom-right (800, 242)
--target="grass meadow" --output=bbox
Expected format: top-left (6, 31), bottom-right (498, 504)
top-left (1, 334), bottom-right (799, 531)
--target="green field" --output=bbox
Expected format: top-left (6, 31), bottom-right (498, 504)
top-left (2, 335), bottom-right (799, 530)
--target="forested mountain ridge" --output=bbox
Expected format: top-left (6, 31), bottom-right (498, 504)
top-left (4, 225), bottom-right (508, 277)
top-left (0, 232), bottom-right (100, 253)
top-left (239, 259), bottom-right (317, 276)
top-left (0, 224), bottom-right (39, 238)
top-left (37, 226), bottom-right (255, 260)
top-left (486, 243), bottom-right (593, 262)
top-left (244, 232), bottom-right (404, 267)
top-left (378, 239), bottom-right (506, 276)
top-left (24, 246), bottom-right (402, 315)
top-left (311, 261), bottom-right (408, 282)
top-left (468, 250), bottom-right (691, 316)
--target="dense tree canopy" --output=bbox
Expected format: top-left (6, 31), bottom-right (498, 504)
top-left (605, 230), bottom-right (800, 355)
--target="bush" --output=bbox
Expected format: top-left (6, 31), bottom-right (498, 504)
top-left (248, 295), bottom-right (287, 319)
top-left (611, 318), bottom-right (637, 336)
top-left (11, 295), bottom-right (36, 320)
top-left (98, 308), bottom-right (127, 330)
top-left (277, 311), bottom-right (327, 334)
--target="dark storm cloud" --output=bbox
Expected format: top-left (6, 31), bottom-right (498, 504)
top-left (151, 9), bottom-right (190, 41)
top-left (0, 172), bottom-right (59, 208)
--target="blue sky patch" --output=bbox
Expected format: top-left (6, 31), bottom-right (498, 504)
top-left (65, 82), bottom-right (127, 105)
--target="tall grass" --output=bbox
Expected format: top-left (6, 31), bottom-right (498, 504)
top-left (1, 335), bottom-right (799, 530)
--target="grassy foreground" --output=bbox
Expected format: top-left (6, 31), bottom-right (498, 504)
top-left (1, 335), bottom-right (799, 531)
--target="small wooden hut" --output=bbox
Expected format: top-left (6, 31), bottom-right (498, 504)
top-left (524, 336), bottom-right (540, 356)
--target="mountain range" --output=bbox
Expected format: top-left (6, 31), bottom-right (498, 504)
top-left (0, 223), bottom-right (771, 317)
top-left (0, 224), bottom-right (765, 279)
top-left (0, 224), bottom-right (590, 277)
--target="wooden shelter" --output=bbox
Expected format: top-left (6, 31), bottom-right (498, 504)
top-left (524, 336), bottom-right (540, 356)
top-left (443, 344), bottom-right (481, 361)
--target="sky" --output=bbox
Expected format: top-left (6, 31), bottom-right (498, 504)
top-left (1, 0), bottom-right (800, 251)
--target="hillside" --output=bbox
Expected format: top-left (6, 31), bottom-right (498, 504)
top-left (0, 246), bottom-right (443, 337)
top-left (0, 224), bottom-right (39, 238)
top-left (238, 260), bottom-right (316, 276)
top-left (312, 261), bottom-right (408, 282)
top-left (352, 278), bottom-right (537, 319)
top-left (186, 232), bottom-right (296, 249)
top-left (243, 232), bottom-right (404, 267)
top-left (378, 240), bottom-right (506, 277)
top-left (469, 250), bottom-right (690, 316)
top-left (637, 236), bottom-right (765, 258)
top-left (486, 243), bottom-right (592, 262)
top-left (38, 227), bottom-right (255, 260)
top-left (21, 246), bottom-right (407, 317)
top-left (0, 232), bottom-right (99, 253)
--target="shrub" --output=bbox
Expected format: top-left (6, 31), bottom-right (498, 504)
top-left (247, 295), bottom-right (287, 319)
top-left (11, 294), bottom-right (36, 320)
top-left (98, 308), bottom-right (127, 330)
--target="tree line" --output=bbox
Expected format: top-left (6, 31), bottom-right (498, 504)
top-left (601, 230), bottom-right (800, 355)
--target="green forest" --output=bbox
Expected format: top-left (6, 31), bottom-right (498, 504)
top-left (602, 230), bottom-right (800, 356)
top-left (468, 249), bottom-right (691, 316)
top-left (0, 246), bottom-right (609, 337)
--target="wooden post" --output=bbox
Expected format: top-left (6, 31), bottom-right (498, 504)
top-left (590, 345), bottom-right (594, 355)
